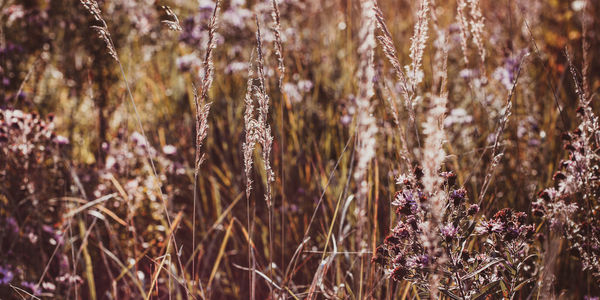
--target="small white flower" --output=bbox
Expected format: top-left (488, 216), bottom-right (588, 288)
top-left (162, 144), bottom-right (177, 155)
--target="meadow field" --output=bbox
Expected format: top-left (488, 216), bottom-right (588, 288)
top-left (1, 0), bottom-right (600, 298)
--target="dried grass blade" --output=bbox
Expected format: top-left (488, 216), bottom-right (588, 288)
top-left (207, 219), bottom-right (234, 288)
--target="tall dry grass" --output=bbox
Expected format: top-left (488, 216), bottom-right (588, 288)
top-left (0, 0), bottom-right (599, 299)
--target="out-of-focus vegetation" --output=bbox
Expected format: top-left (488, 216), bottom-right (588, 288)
top-left (1, 0), bottom-right (599, 299)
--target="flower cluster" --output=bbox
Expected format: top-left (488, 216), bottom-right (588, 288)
top-left (479, 209), bottom-right (534, 239)
top-left (492, 49), bottom-right (529, 90)
top-left (0, 109), bottom-right (69, 198)
top-left (532, 97), bottom-right (600, 279)
top-left (0, 108), bottom-right (76, 297)
top-left (95, 129), bottom-right (185, 202)
top-left (374, 167), bottom-right (537, 298)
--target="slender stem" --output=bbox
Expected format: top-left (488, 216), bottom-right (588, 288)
top-left (192, 164), bottom-right (198, 294)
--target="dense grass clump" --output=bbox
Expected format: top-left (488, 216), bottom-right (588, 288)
top-left (1, 0), bottom-right (600, 299)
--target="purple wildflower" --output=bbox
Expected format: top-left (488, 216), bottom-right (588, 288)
top-left (0, 266), bottom-right (14, 285)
